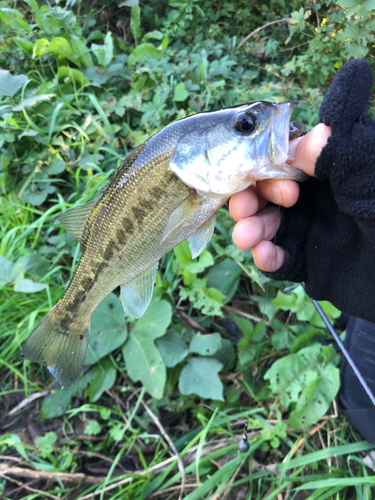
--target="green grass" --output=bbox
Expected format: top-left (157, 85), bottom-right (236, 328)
top-left (1, 0), bottom-right (375, 498)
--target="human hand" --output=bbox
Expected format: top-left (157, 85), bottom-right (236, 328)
top-left (229, 123), bottom-right (331, 271)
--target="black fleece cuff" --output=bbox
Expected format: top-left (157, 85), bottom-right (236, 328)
top-left (315, 59), bottom-right (375, 218)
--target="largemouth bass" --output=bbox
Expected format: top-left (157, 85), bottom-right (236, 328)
top-left (22, 101), bottom-right (305, 387)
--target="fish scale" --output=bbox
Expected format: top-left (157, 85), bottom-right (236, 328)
top-left (22, 101), bottom-right (305, 387)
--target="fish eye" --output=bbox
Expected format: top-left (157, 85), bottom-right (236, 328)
top-left (234, 112), bottom-right (257, 135)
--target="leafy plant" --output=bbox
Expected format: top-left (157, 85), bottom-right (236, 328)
top-left (0, 0), bottom-right (374, 498)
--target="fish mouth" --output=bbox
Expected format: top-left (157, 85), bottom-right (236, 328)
top-left (268, 102), bottom-right (293, 166)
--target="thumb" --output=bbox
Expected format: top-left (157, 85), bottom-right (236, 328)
top-left (288, 124), bottom-right (331, 177)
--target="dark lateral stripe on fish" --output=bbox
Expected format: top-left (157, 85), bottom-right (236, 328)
top-left (60, 153), bottom-right (179, 315)
top-left (116, 229), bottom-right (127, 245)
top-left (122, 218), bottom-right (134, 234)
top-left (102, 240), bottom-right (118, 261)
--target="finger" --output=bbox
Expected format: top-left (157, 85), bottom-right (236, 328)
top-left (232, 206), bottom-right (282, 251)
top-left (229, 185), bottom-right (267, 222)
top-left (252, 240), bottom-right (289, 272)
top-left (256, 179), bottom-right (300, 207)
top-left (288, 123), bottom-right (331, 177)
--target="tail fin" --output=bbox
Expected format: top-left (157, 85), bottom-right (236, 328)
top-left (21, 306), bottom-right (90, 388)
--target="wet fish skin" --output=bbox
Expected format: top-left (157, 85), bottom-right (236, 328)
top-left (21, 101), bottom-right (303, 388)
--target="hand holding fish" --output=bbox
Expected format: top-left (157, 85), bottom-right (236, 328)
top-left (229, 123), bottom-right (331, 271)
top-left (231, 58), bottom-right (375, 324)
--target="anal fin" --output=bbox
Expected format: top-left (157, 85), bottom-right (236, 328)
top-left (57, 199), bottom-right (97, 241)
top-left (188, 214), bottom-right (216, 259)
top-left (120, 262), bottom-right (158, 318)
top-left (160, 191), bottom-right (199, 243)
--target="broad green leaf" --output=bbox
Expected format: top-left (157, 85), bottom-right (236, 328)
top-left (337, 0), bottom-right (360, 6)
top-left (47, 159), bottom-right (66, 175)
top-left (206, 258), bottom-right (241, 302)
top-left (212, 338), bottom-right (235, 373)
top-left (127, 41), bottom-right (167, 66)
top-left (41, 388), bottom-right (76, 419)
top-left (23, 0), bottom-right (40, 13)
top-left (103, 31), bottom-right (114, 65)
top-left (179, 278), bottom-right (225, 316)
top-left (12, 36), bottom-right (34, 54)
top-left (57, 67), bottom-right (89, 86)
top-left (271, 330), bottom-right (293, 350)
top-left (33, 39), bottom-right (49, 57)
top-left (189, 333), bottom-right (222, 356)
top-left (49, 37), bottom-right (80, 65)
top-left (173, 82), bottom-right (189, 102)
top-left (144, 30), bottom-right (164, 41)
top-left (84, 293), bottom-right (127, 365)
top-left (156, 331), bottom-right (189, 367)
top-left (35, 432), bottom-right (57, 458)
top-left (17, 254), bottom-right (49, 280)
top-left (85, 357), bottom-right (117, 402)
top-left (272, 285), bottom-right (339, 328)
top-left (11, 94), bottom-right (54, 112)
top-left (35, 431), bottom-right (57, 448)
top-left (0, 434), bottom-right (28, 460)
top-left (236, 317), bottom-right (253, 337)
top-left (173, 240), bottom-right (195, 285)
top-left (84, 420), bottom-right (102, 435)
top-left (251, 294), bottom-right (277, 321)
top-left (319, 301), bottom-right (341, 318)
top-left (251, 320), bottom-right (266, 342)
top-left (32, 5), bottom-right (81, 37)
top-left (82, 67), bottom-right (109, 86)
top-left (236, 319), bottom-right (265, 368)
top-left (185, 250), bottom-right (214, 274)
top-left (14, 278), bottom-right (47, 293)
top-left (92, 32), bottom-right (113, 67)
top-left (0, 8), bottom-right (32, 33)
top-left (179, 357), bottom-right (223, 401)
top-left (0, 256), bottom-right (23, 286)
top-left (69, 35), bottom-right (93, 68)
top-left (41, 372), bottom-right (94, 419)
top-left (237, 342), bottom-right (256, 368)
top-left (0, 70), bottom-right (29, 97)
top-left (122, 300), bottom-right (172, 399)
top-left (264, 344), bottom-right (339, 411)
top-left (130, 4), bottom-right (141, 43)
top-left (118, 0), bottom-right (138, 6)
top-left (288, 365), bottom-right (340, 429)
top-left (290, 327), bottom-right (321, 353)
top-left (30, 185), bottom-right (55, 206)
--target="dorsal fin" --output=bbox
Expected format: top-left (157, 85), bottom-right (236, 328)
top-left (57, 199), bottom-right (97, 241)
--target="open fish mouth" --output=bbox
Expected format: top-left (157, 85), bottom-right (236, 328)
top-left (268, 102), bottom-right (294, 166)
top-left (168, 100), bottom-right (306, 198)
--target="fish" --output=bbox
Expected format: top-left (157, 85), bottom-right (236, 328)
top-left (21, 101), bottom-right (306, 387)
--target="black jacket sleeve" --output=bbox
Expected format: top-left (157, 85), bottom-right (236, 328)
top-left (265, 59), bottom-right (375, 323)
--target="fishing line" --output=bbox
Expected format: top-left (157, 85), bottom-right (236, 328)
top-left (304, 284), bottom-right (375, 407)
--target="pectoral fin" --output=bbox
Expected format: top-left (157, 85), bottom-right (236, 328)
top-left (188, 214), bottom-right (216, 259)
top-left (57, 199), bottom-right (97, 241)
top-left (161, 191), bottom-right (199, 243)
top-left (120, 262), bottom-right (158, 318)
